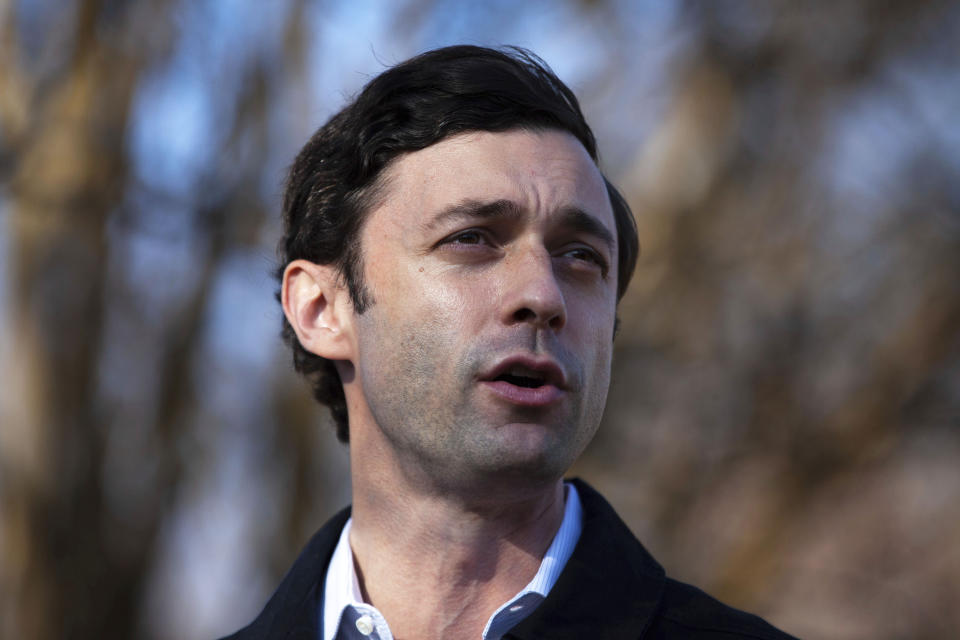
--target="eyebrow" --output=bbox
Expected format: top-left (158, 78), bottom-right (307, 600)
top-left (421, 198), bottom-right (524, 232)
top-left (422, 198), bottom-right (615, 253)
top-left (554, 206), bottom-right (616, 255)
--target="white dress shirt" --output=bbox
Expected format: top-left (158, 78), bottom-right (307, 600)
top-left (322, 482), bottom-right (583, 640)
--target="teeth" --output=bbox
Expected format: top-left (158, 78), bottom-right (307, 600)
top-left (494, 365), bottom-right (549, 389)
top-left (508, 366), bottom-right (543, 379)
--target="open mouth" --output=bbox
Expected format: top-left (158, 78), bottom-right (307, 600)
top-left (495, 372), bottom-right (546, 389)
top-left (482, 359), bottom-right (565, 407)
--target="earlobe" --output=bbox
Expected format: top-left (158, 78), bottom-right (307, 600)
top-left (281, 260), bottom-right (354, 361)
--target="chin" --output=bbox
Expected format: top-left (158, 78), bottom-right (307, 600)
top-left (472, 432), bottom-right (577, 483)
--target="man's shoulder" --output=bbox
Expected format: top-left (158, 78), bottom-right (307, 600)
top-left (648, 578), bottom-right (797, 640)
top-left (558, 479), bottom-right (798, 640)
top-left (221, 482), bottom-right (798, 640)
top-left (218, 506), bottom-right (351, 640)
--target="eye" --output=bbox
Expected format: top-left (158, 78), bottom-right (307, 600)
top-left (449, 229), bottom-right (486, 245)
top-left (437, 228), bottom-right (496, 248)
top-left (431, 228), bottom-right (502, 262)
top-left (559, 245), bottom-right (609, 275)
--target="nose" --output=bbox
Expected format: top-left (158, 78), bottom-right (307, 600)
top-left (500, 249), bottom-right (566, 331)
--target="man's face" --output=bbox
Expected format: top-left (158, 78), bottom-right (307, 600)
top-left (347, 129), bottom-right (619, 493)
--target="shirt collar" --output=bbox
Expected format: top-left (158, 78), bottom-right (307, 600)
top-left (481, 482), bottom-right (582, 639)
top-left (322, 482), bottom-right (583, 640)
top-left (322, 518), bottom-right (366, 640)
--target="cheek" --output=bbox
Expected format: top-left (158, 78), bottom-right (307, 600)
top-left (368, 265), bottom-right (482, 355)
top-left (586, 329), bottom-right (613, 390)
top-left (580, 310), bottom-right (614, 406)
top-left (570, 291), bottom-right (617, 341)
top-left (418, 266), bottom-right (497, 324)
top-left (573, 298), bottom-right (616, 395)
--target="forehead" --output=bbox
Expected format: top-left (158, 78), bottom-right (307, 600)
top-left (369, 129), bottom-right (615, 236)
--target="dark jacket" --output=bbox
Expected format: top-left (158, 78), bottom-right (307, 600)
top-left (221, 479), bottom-right (797, 639)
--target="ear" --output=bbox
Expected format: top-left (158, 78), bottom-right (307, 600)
top-left (281, 259), bottom-right (355, 362)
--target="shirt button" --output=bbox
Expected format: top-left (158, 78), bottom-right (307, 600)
top-left (355, 614), bottom-right (375, 635)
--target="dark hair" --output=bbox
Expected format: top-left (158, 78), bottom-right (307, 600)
top-left (279, 45), bottom-right (639, 442)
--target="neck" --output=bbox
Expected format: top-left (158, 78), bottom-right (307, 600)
top-left (347, 432), bottom-right (566, 640)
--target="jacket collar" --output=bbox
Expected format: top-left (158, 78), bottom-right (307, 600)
top-left (223, 506), bottom-right (351, 640)
top-left (225, 479), bottom-right (665, 640)
top-left (504, 479), bottom-right (666, 639)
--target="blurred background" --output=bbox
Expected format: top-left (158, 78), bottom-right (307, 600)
top-left (1, 0), bottom-right (958, 638)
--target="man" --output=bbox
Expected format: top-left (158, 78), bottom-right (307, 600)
top-left (224, 46), bottom-right (795, 640)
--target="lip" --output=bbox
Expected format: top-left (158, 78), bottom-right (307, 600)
top-left (478, 355), bottom-right (568, 408)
